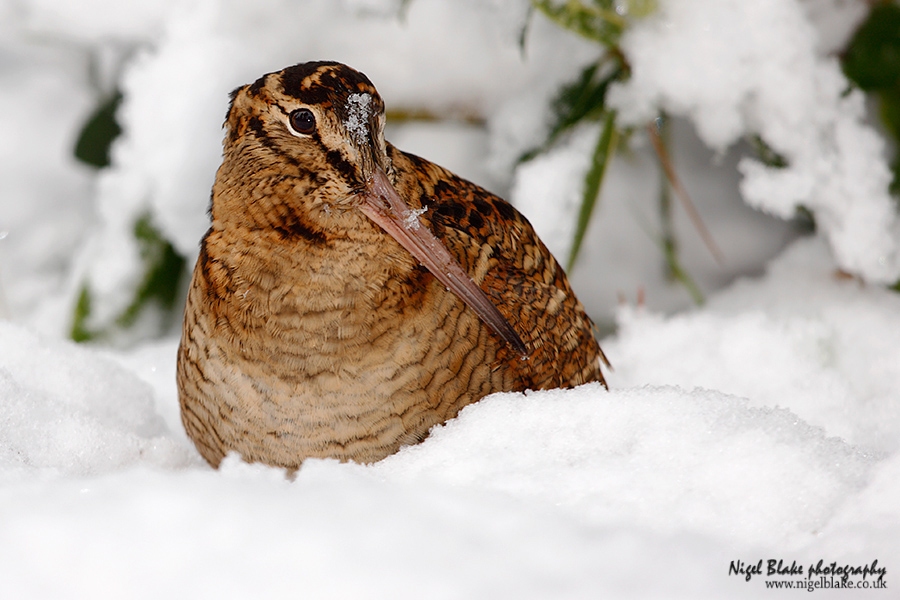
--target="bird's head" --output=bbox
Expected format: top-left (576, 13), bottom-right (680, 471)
top-left (222, 61), bottom-right (390, 209)
top-left (216, 61), bottom-right (526, 356)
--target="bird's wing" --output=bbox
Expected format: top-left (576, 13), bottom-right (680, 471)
top-left (393, 148), bottom-right (607, 389)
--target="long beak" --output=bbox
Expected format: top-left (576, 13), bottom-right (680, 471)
top-left (358, 167), bottom-right (528, 358)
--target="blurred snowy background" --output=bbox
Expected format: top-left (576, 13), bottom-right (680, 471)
top-left (1, 0), bottom-right (898, 597)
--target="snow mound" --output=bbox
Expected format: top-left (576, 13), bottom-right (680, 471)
top-left (377, 383), bottom-right (871, 548)
top-left (0, 456), bottom-right (753, 600)
top-left (0, 321), bottom-right (194, 479)
top-left (0, 237), bottom-right (898, 597)
top-left (608, 238), bottom-right (900, 453)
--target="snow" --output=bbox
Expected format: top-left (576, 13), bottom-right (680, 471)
top-left (607, 0), bottom-right (900, 284)
top-left (2, 236), bottom-right (898, 597)
top-left (0, 32), bottom-right (95, 333)
top-left (520, 118), bottom-right (801, 321)
top-left (403, 206), bottom-right (427, 230)
top-left (1, 0), bottom-right (899, 597)
top-left (0, 322), bottom-right (193, 479)
top-left (512, 125), bottom-right (598, 261)
top-left (377, 381), bottom-right (870, 548)
top-left (345, 92), bottom-right (373, 145)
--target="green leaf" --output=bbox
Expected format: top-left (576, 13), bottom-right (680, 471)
top-left (552, 60), bottom-right (621, 139)
top-left (520, 59), bottom-right (623, 163)
top-left (625, 0), bottom-right (657, 19)
top-left (73, 92), bottom-right (122, 168)
top-left (843, 3), bottom-right (900, 207)
top-left (880, 88), bottom-right (900, 141)
top-left (116, 214), bottom-right (187, 329)
top-left (70, 214), bottom-right (187, 342)
top-left (70, 286), bottom-right (95, 342)
top-left (843, 2), bottom-right (900, 92)
top-left (792, 205), bottom-right (817, 235)
top-left (662, 240), bottom-right (705, 305)
top-left (519, 4), bottom-right (535, 55)
top-left (750, 135), bottom-right (789, 169)
top-left (532, 0), bottom-right (625, 46)
top-left (567, 110), bottom-right (618, 270)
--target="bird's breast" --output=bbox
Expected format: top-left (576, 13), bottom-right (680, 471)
top-left (178, 224), bottom-right (515, 467)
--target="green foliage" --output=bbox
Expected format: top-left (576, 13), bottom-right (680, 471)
top-left (842, 2), bottom-right (900, 92)
top-left (532, 0), bottom-right (625, 46)
top-left (653, 118), bottom-right (704, 304)
top-left (553, 61), bottom-right (619, 132)
top-left (117, 214), bottom-right (187, 328)
top-left (70, 214), bottom-right (187, 342)
top-left (530, 2), bottom-right (726, 283)
top-left (523, 2), bottom-right (644, 270)
top-left (70, 287), bottom-right (94, 343)
top-left (843, 0), bottom-right (900, 200)
top-left (529, 0), bottom-right (711, 280)
top-left (568, 110), bottom-right (618, 270)
top-left (750, 135), bottom-right (789, 170)
top-left (520, 59), bottom-right (624, 163)
top-left (842, 0), bottom-right (900, 290)
top-left (534, 0), bottom-right (900, 296)
top-left (71, 86), bottom-right (190, 342)
top-left (73, 92), bottom-right (122, 168)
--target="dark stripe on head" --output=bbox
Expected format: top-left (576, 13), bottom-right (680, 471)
top-left (247, 73), bottom-right (269, 97)
top-left (279, 62), bottom-right (379, 117)
top-left (247, 115), bottom-right (300, 167)
top-left (280, 61), bottom-right (343, 102)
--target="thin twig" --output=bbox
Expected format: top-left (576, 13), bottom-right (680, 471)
top-left (646, 121), bottom-right (725, 265)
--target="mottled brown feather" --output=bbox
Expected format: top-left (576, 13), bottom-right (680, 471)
top-left (177, 61), bottom-right (607, 470)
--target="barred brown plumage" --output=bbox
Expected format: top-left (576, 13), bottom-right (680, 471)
top-left (177, 61), bottom-right (608, 470)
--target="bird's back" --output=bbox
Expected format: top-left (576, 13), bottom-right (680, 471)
top-left (389, 146), bottom-right (606, 390)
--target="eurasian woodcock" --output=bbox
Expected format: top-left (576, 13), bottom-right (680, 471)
top-left (177, 61), bottom-right (607, 470)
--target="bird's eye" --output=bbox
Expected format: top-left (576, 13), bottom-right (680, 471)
top-left (289, 108), bottom-right (316, 135)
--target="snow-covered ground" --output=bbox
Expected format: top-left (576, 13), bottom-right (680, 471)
top-left (1, 0), bottom-right (897, 597)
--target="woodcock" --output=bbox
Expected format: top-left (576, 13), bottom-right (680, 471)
top-left (177, 61), bottom-right (607, 470)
